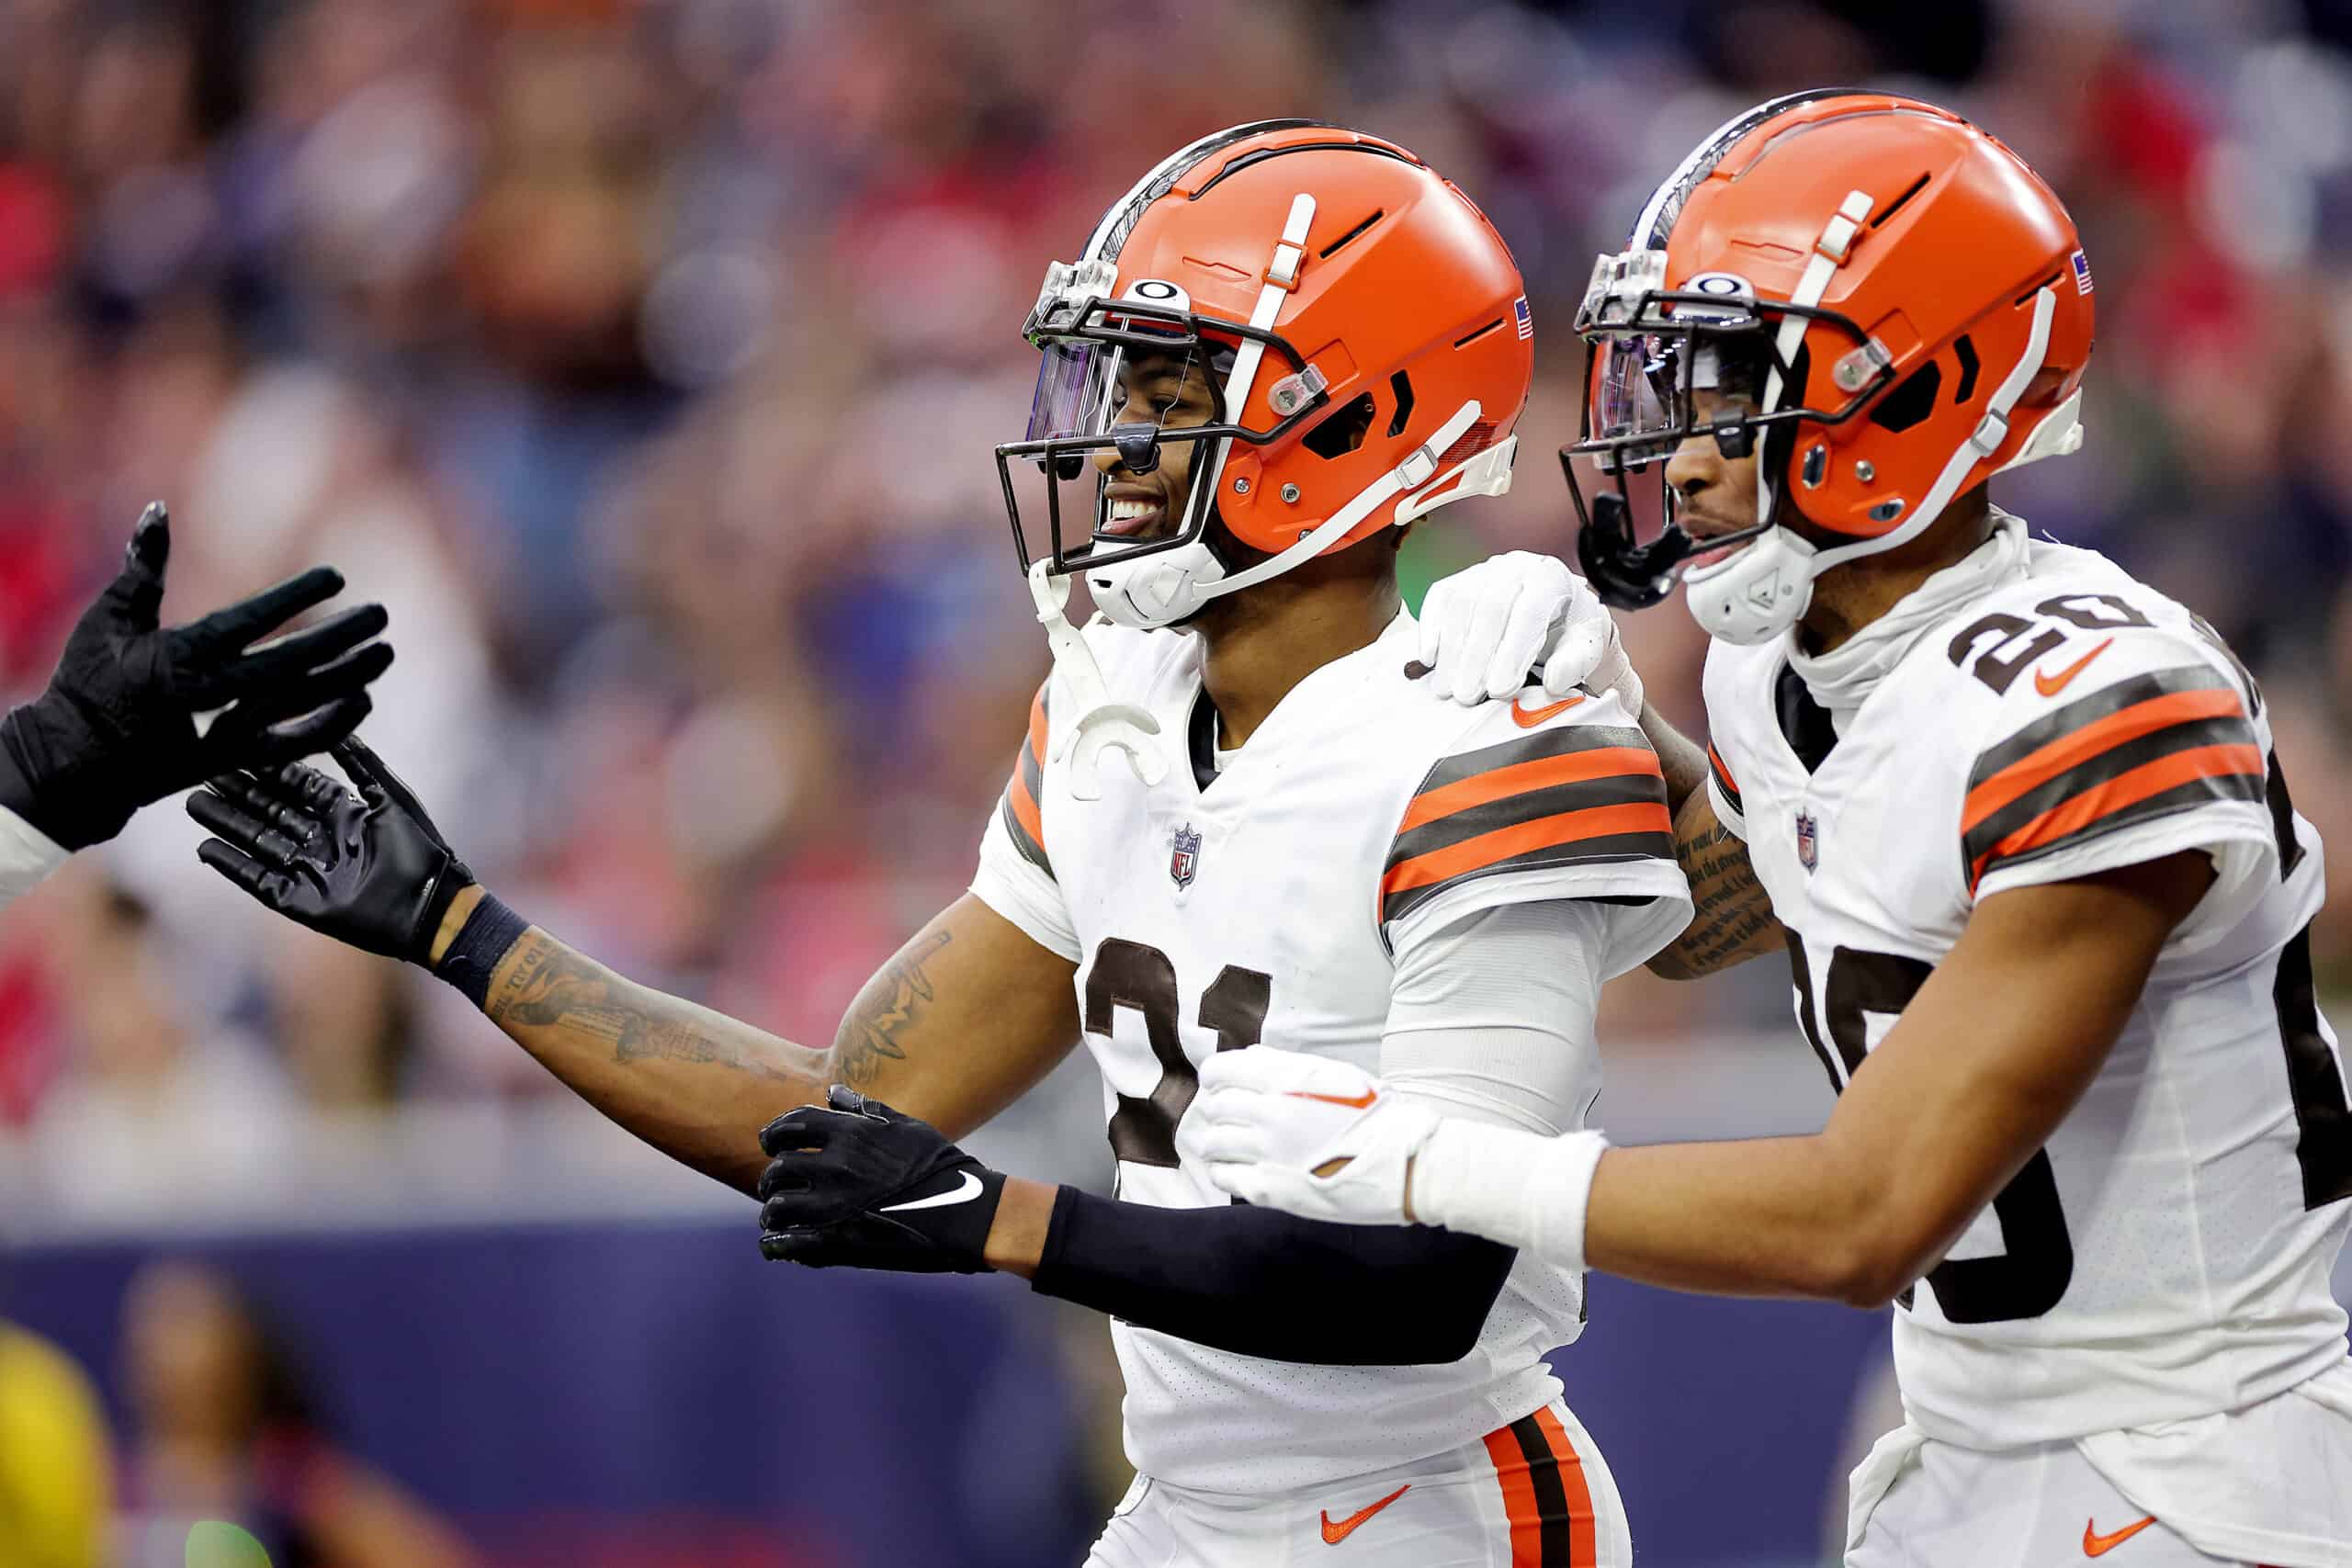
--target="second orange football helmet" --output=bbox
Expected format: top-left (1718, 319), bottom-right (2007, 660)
top-left (1567, 90), bottom-right (2095, 643)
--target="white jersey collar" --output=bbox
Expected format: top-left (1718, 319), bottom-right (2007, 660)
top-left (1788, 508), bottom-right (2031, 722)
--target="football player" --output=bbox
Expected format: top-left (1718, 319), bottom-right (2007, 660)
top-left (187, 122), bottom-right (1692, 1565)
top-left (0, 502), bottom-right (391, 915)
top-left (1181, 93), bottom-right (2352, 1567)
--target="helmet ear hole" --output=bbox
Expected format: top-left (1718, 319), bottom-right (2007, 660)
top-left (1869, 362), bottom-right (1942, 433)
top-left (1303, 392), bottom-right (1378, 458)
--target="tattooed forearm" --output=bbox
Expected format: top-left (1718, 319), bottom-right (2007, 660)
top-left (1638, 705), bottom-right (1711, 813)
top-left (488, 931), bottom-right (805, 1084)
top-left (833, 928), bottom-right (952, 1089)
top-left (1649, 807), bottom-right (1783, 980)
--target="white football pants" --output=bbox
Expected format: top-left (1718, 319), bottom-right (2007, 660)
top-left (1084, 1398), bottom-right (1630, 1568)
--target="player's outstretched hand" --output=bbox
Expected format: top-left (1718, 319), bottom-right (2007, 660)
top-left (187, 738), bottom-right (473, 964)
top-left (758, 1086), bottom-right (1005, 1274)
top-left (1415, 551), bottom-right (1643, 715)
top-left (1182, 1048), bottom-right (1440, 1226)
top-left (0, 502), bottom-right (393, 850)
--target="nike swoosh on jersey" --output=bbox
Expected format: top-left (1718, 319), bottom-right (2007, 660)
top-left (877, 1170), bottom-right (983, 1212)
top-left (1319, 1483), bottom-right (1410, 1544)
top-left (2082, 1515), bottom-right (2157, 1556)
top-left (1289, 1089), bottom-right (1377, 1110)
top-left (2033, 637), bottom-right (2114, 697)
top-left (1510, 694), bottom-right (1585, 728)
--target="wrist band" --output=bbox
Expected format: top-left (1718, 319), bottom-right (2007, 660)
top-left (433, 893), bottom-right (531, 1009)
top-left (1413, 1121), bottom-right (1610, 1272)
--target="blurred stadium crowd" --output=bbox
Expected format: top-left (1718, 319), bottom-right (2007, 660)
top-left (2, 0), bottom-right (2349, 1561)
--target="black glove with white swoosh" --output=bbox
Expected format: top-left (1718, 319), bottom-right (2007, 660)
top-left (757, 1087), bottom-right (1005, 1274)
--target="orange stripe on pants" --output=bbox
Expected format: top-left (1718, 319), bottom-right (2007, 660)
top-left (1482, 1426), bottom-right (1545, 1567)
top-left (1484, 1406), bottom-right (1598, 1565)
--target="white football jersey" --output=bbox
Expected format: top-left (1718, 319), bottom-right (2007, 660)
top-left (1702, 535), bottom-right (2350, 1451)
top-left (974, 609), bottom-right (1690, 1494)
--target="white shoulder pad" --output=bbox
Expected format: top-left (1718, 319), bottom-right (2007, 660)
top-left (1953, 598), bottom-right (2276, 914)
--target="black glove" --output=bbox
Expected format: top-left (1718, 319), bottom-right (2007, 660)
top-left (757, 1087), bottom-right (1006, 1274)
top-left (187, 737), bottom-right (473, 964)
top-left (0, 503), bottom-right (393, 850)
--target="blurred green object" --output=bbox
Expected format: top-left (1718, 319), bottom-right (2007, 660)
top-left (186, 1521), bottom-right (272, 1568)
top-left (1398, 527), bottom-right (1485, 616)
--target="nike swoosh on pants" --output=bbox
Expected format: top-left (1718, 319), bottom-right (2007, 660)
top-left (2082, 1514), bottom-right (2158, 1556)
top-left (1319, 1483), bottom-right (1409, 1545)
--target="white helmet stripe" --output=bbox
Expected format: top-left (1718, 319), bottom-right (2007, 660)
top-left (1756, 188), bottom-right (1874, 524)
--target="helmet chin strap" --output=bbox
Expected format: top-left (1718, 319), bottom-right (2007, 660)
top-left (1025, 561), bottom-right (1167, 801)
top-left (1057, 396), bottom-right (1492, 789)
top-left (1204, 399), bottom-right (1489, 596)
top-left (1085, 397), bottom-right (1488, 631)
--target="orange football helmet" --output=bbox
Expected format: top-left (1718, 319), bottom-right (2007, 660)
top-left (1566, 90), bottom-right (2094, 643)
top-left (997, 119), bottom-right (1532, 630)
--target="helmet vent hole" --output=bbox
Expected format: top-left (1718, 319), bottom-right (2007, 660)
top-left (1386, 372), bottom-right (1416, 438)
top-left (1869, 362), bottom-right (1941, 434)
top-left (1952, 335), bottom-right (1981, 404)
top-left (1318, 209), bottom-right (1385, 259)
top-left (2013, 271), bottom-right (2062, 306)
top-left (1869, 173), bottom-right (1932, 229)
top-left (1453, 319), bottom-right (1505, 349)
top-left (1303, 392), bottom-right (1378, 458)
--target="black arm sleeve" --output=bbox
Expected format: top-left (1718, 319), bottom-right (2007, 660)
top-left (1028, 1184), bottom-right (1518, 1365)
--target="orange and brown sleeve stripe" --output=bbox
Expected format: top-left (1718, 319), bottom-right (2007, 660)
top-left (1382, 724), bottom-right (1672, 926)
top-left (1482, 1406), bottom-right (1597, 1565)
top-left (997, 684), bottom-right (1052, 878)
top-left (1707, 742), bottom-right (1743, 818)
top-left (1962, 666), bottom-right (2264, 891)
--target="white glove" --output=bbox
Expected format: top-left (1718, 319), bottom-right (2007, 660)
top-left (1187, 1048), bottom-right (1615, 1267)
top-left (1182, 1049), bottom-right (1440, 1226)
top-left (1416, 551), bottom-right (1643, 716)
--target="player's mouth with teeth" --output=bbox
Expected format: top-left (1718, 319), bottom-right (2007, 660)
top-left (1102, 491), bottom-right (1172, 539)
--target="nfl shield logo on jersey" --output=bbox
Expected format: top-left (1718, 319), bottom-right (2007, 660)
top-left (1794, 811), bottom-right (1819, 873)
top-left (1170, 823), bottom-right (1202, 889)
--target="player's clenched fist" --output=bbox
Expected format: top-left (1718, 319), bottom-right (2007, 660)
top-left (757, 1087), bottom-right (1007, 1274)
top-left (0, 502), bottom-right (392, 852)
